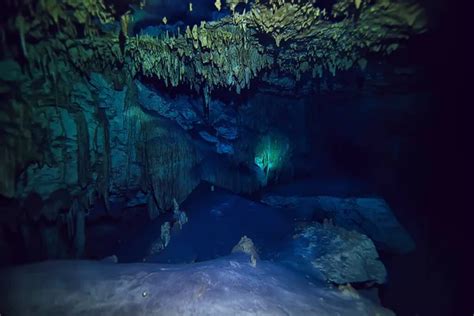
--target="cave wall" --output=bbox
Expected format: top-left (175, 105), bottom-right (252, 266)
top-left (0, 62), bottom-right (312, 263)
top-left (0, 0), bottom-right (429, 265)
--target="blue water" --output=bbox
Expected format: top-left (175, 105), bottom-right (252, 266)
top-left (114, 183), bottom-right (296, 263)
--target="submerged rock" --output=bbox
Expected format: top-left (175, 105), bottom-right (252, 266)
top-left (160, 222), bottom-right (171, 248)
top-left (232, 235), bottom-right (259, 267)
top-left (0, 256), bottom-right (395, 316)
top-left (172, 198), bottom-right (188, 230)
top-left (292, 222), bottom-right (387, 284)
top-left (262, 195), bottom-right (415, 254)
top-left (148, 221), bottom-right (172, 256)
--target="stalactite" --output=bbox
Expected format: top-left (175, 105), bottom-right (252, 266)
top-left (124, 83), bottom-right (148, 191)
top-left (203, 85), bottom-right (210, 122)
top-left (147, 193), bottom-right (160, 220)
top-left (144, 119), bottom-right (200, 211)
top-left (73, 201), bottom-right (85, 258)
top-left (65, 199), bottom-right (85, 258)
top-left (74, 111), bottom-right (90, 188)
top-left (97, 109), bottom-right (111, 212)
top-left (0, 97), bottom-right (36, 198)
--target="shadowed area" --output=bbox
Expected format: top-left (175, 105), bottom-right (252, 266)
top-left (115, 185), bottom-right (294, 264)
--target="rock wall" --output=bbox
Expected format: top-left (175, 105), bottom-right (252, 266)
top-left (0, 61), bottom-right (311, 261)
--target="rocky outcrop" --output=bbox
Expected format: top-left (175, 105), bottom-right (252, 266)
top-left (262, 195), bottom-right (415, 254)
top-left (292, 221), bottom-right (387, 284)
top-left (231, 235), bottom-right (259, 267)
top-left (172, 198), bottom-right (188, 230)
top-left (148, 221), bottom-right (171, 256)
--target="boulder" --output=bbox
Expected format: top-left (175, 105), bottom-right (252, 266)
top-left (262, 195), bottom-right (415, 253)
top-left (291, 221), bottom-right (387, 284)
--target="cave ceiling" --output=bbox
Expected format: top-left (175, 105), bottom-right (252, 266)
top-left (1, 0), bottom-right (427, 97)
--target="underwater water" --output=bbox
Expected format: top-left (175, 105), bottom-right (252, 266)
top-left (0, 0), bottom-right (470, 315)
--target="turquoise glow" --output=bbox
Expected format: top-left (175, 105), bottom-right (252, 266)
top-left (254, 134), bottom-right (290, 182)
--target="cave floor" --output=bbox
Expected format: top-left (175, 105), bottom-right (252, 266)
top-left (0, 254), bottom-right (394, 316)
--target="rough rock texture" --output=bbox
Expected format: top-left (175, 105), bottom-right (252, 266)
top-left (0, 0), bottom-right (429, 201)
top-left (144, 120), bottom-right (200, 211)
top-left (135, 80), bottom-right (202, 131)
top-left (262, 195), bottom-right (415, 254)
top-left (232, 235), bottom-right (259, 267)
top-left (0, 255), bottom-right (395, 316)
top-left (172, 199), bottom-right (188, 230)
top-left (0, 58), bottom-right (311, 262)
top-left (135, 80), bottom-right (239, 156)
top-left (293, 221), bottom-right (387, 284)
top-left (0, 69), bottom-right (206, 260)
top-left (6, 71), bottom-right (203, 209)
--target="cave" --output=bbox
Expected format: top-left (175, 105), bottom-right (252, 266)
top-left (0, 0), bottom-right (469, 315)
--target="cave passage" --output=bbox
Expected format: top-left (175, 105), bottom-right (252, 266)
top-left (0, 0), bottom-right (468, 315)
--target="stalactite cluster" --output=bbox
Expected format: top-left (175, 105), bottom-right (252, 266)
top-left (143, 118), bottom-right (201, 212)
top-left (1, 0), bottom-right (427, 97)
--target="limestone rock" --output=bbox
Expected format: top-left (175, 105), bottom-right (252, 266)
top-left (172, 198), bottom-right (188, 229)
top-left (293, 222), bottom-right (387, 284)
top-left (145, 121), bottom-right (200, 211)
top-left (135, 80), bottom-right (201, 130)
top-left (160, 222), bottom-right (171, 248)
top-left (232, 235), bottom-right (259, 267)
top-left (147, 194), bottom-right (160, 221)
top-left (0, 257), bottom-right (396, 315)
top-left (136, 80), bottom-right (239, 156)
top-left (262, 195), bottom-right (415, 254)
top-left (16, 107), bottom-right (80, 200)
